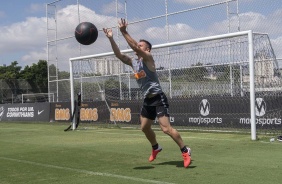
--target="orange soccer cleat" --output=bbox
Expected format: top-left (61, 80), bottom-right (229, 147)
top-left (149, 147), bottom-right (162, 162)
top-left (182, 148), bottom-right (191, 168)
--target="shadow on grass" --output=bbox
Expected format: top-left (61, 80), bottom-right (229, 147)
top-left (133, 160), bottom-right (196, 169)
top-left (154, 160), bottom-right (196, 168)
top-left (133, 166), bottom-right (155, 170)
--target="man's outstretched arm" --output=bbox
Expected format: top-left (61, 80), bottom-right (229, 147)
top-left (118, 18), bottom-right (149, 60)
top-left (103, 28), bottom-right (132, 66)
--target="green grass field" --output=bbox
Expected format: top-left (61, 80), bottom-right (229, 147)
top-left (0, 122), bottom-right (281, 184)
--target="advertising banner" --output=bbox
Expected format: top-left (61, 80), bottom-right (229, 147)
top-left (0, 103), bottom-right (50, 122)
top-left (49, 101), bottom-right (109, 123)
top-left (168, 96), bottom-right (282, 129)
top-left (40, 96), bottom-right (282, 130)
top-left (98, 97), bottom-right (282, 129)
top-left (49, 102), bottom-right (71, 122)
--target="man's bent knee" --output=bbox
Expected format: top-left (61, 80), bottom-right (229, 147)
top-left (140, 118), bottom-right (154, 133)
top-left (161, 126), bottom-right (174, 135)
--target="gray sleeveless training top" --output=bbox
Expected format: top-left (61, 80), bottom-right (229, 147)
top-left (132, 59), bottom-right (163, 98)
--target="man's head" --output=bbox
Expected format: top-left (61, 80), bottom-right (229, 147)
top-left (138, 39), bottom-right (152, 52)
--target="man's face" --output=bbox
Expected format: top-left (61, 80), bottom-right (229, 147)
top-left (135, 41), bottom-right (150, 57)
top-left (138, 41), bottom-right (149, 51)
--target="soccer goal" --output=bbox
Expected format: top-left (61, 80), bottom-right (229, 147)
top-left (69, 30), bottom-right (281, 140)
top-left (22, 93), bottom-right (55, 103)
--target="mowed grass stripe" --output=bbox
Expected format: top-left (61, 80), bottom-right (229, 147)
top-left (0, 156), bottom-right (175, 184)
top-left (1, 122), bottom-right (282, 184)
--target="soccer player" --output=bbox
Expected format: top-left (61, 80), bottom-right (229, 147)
top-left (103, 18), bottom-right (191, 168)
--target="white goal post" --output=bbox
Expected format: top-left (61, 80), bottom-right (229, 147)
top-left (69, 30), bottom-right (280, 140)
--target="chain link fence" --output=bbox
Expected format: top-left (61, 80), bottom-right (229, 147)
top-left (0, 79), bottom-right (50, 103)
top-left (69, 32), bottom-right (282, 134)
top-left (46, 0), bottom-right (282, 134)
top-left (47, 0), bottom-right (240, 102)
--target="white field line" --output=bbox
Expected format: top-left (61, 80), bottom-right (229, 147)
top-left (0, 157), bottom-right (175, 184)
top-left (0, 127), bottom-right (41, 131)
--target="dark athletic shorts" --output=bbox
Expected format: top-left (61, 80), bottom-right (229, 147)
top-left (140, 93), bottom-right (170, 120)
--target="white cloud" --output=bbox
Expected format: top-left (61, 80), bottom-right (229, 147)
top-left (43, 5), bottom-right (121, 70)
top-left (56, 5), bottom-right (117, 32)
top-left (146, 23), bottom-right (206, 41)
top-left (174, 0), bottom-right (253, 5)
top-left (22, 48), bottom-right (46, 63)
top-left (0, 16), bottom-right (46, 66)
top-left (175, 0), bottom-right (222, 5)
top-left (144, 7), bottom-right (282, 58)
top-left (209, 9), bottom-right (282, 58)
top-left (27, 3), bottom-right (45, 14)
top-left (208, 9), bottom-right (282, 36)
top-left (101, 1), bottom-right (124, 15)
top-left (173, 0), bottom-right (230, 5)
top-left (0, 4), bottom-right (119, 67)
top-left (2, 2), bottom-right (282, 69)
top-left (271, 36), bottom-right (282, 58)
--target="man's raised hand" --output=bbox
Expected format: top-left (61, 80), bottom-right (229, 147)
top-left (103, 28), bottom-right (113, 38)
top-left (118, 18), bottom-right (128, 33)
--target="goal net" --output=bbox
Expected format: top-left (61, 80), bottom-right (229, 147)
top-left (69, 31), bottom-right (281, 139)
top-left (22, 93), bottom-right (55, 103)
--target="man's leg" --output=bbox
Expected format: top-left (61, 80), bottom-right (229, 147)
top-left (140, 115), bottom-right (156, 146)
top-left (157, 116), bottom-right (184, 148)
top-left (158, 116), bottom-right (191, 168)
top-left (140, 115), bottom-right (162, 162)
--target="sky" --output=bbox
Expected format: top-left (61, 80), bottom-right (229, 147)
top-left (0, 0), bottom-right (47, 66)
top-left (1, 0), bottom-right (282, 69)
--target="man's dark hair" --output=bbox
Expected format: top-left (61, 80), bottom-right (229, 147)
top-left (139, 39), bottom-right (152, 51)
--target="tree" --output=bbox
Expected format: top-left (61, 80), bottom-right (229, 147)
top-left (48, 64), bottom-right (70, 79)
top-left (0, 61), bottom-right (22, 80)
top-left (104, 78), bottom-right (128, 100)
top-left (20, 60), bottom-right (48, 93)
top-left (0, 60), bottom-right (49, 103)
top-left (0, 61), bottom-right (22, 100)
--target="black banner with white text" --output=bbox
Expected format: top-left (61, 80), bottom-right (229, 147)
top-left (1, 96), bottom-right (281, 130)
top-left (0, 103), bottom-right (50, 121)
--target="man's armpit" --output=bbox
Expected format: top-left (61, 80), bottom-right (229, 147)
top-left (121, 56), bottom-right (132, 66)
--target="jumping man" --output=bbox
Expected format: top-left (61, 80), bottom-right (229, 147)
top-left (103, 18), bottom-right (191, 168)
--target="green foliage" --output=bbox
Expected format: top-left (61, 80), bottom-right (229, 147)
top-left (104, 78), bottom-right (128, 90)
top-left (172, 62), bottom-right (209, 82)
top-left (20, 60), bottom-right (48, 93)
top-left (0, 60), bottom-right (48, 99)
top-left (48, 64), bottom-right (70, 80)
top-left (104, 79), bottom-right (119, 89)
top-left (0, 61), bottom-right (22, 79)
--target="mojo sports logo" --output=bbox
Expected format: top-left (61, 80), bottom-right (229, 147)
top-left (255, 98), bottom-right (266, 117)
top-left (199, 99), bottom-right (210, 116)
top-left (189, 99), bottom-right (222, 125)
top-left (240, 98), bottom-right (281, 126)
